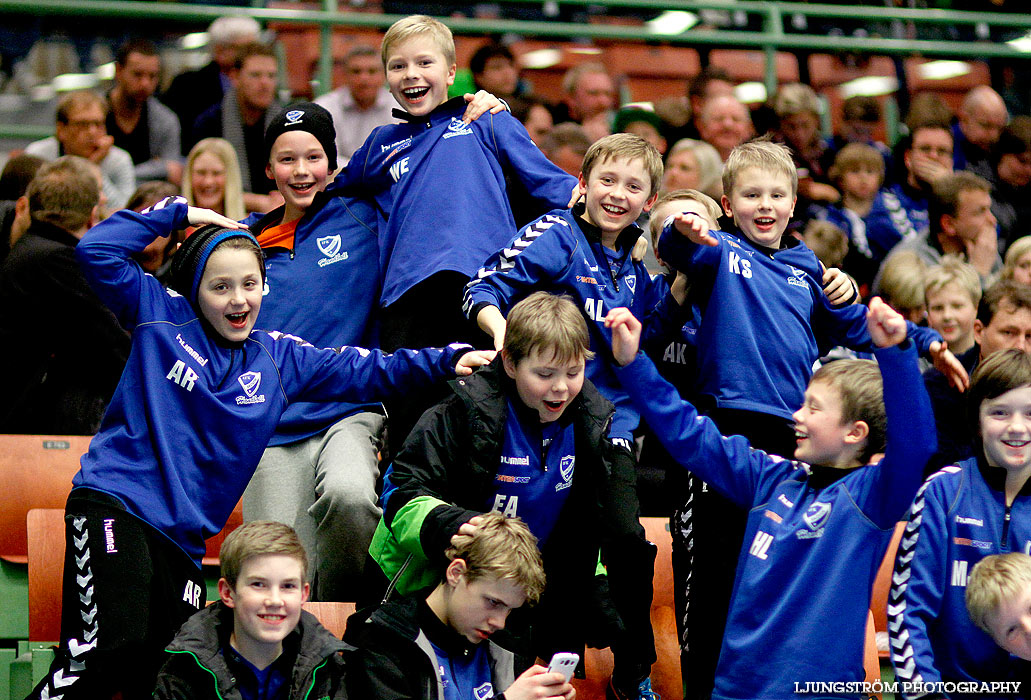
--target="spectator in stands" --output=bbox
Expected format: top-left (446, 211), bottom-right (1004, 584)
top-left (773, 83), bottom-right (838, 206)
top-left (991, 116), bottom-right (1031, 253)
top-left (661, 138), bottom-right (722, 200)
top-left (679, 66), bottom-right (734, 141)
top-left (315, 44), bottom-right (398, 166)
top-left (25, 90), bottom-right (136, 212)
top-left (469, 41), bottom-right (525, 100)
top-left (509, 95), bottom-right (553, 147)
top-left (1002, 236), bottom-right (1031, 287)
top-left (827, 95), bottom-right (892, 169)
top-left (923, 280), bottom-right (1031, 467)
top-left (181, 137), bottom-right (246, 221)
top-left (162, 15), bottom-right (261, 148)
top-left (613, 106), bottom-right (667, 156)
top-left (802, 219), bottom-right (848, 271)
top-left (538, 122), bottom-right (591, 176)
top-left (126, 180), bottom-right (181, 282)
top-left (192, 42), bottom-right (283, 212)
top-left (551, 62), bottom-right (616, 143)
top-left (924, 257), bottom-right (981, 358)
top-left (954, 85), bottom-right (1008, 181)
top-left (877, 249), bottom-right (927, 323)
top-left (107, 39), bottom-right (183, 186)
top-left (696, 94), bottom-right (753, 162)
top-left (0, 153), bottom-right (44, 265)
top-left (879, 171), bottom-right (1000, 295)
top-left (887, 120), bottom-right (955, 235)
top-left (0, 156), bottom-right (129, 435)
top-left (822, 143), bottom-right (917, 291)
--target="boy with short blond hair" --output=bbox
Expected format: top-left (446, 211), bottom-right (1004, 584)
top-left (658, 136), bottom-right (954, 700)
top-left (606, 297), bottom-right (936, 700)
top-left (351, 513), bottom-right (575, 700)
top-left (924, 257), bottom-right (981, 356)
top-left (336, 14), bottom-right (575, 357)
top-left (371, 290), bottom-right (657, 700)
top-left (966, 551), bottom-right (1031, 660)
top-left (155, 521), bottom-right (349, 699)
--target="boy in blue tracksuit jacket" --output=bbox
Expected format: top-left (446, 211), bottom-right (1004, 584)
top-left (463, 133), bottom-right (675, 699)
top-left (889, 349), bottom-right (1031, 699)
top-left (334, 15), bottom-right (575, 354)
top-left (238, 102), bottom-right (387, 602)
top-left (28, 197), bottom-right (491, 700)
top-left (606, 297), bottom-right (936, 700)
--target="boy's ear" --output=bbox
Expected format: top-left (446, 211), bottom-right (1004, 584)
top-left (789, 195), bottom-right (797, 219)
top-left (577, 172), bottom-right (588, 199)
top-left (642, 191), bottom-right (659, 214)
top-left (843, 419), bottom-right (870, 448)
top-left (301, 581), bottom-right (311, 605)
top-left (217, 578), bottom-right (236, 608)
top-left (445, 558), bottom-right (468, 587)
top-left (446, 62), bottom-right (456, 86)
top-left (501, 349), bottom-right (517, 379)
top-left (265, 161), bottom-right (274, 182)
top-left (721, 194), bottom-right (733, 219)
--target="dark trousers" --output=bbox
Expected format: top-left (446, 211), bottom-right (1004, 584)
top-left (672, 408), bottom-right (795, 700)
top-left (380, 271), bottom-right (486, 459)
top-left (29, 489), bottom-right (205, 700)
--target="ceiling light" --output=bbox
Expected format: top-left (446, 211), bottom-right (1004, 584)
top-left (646, 11), bottom-right (699, 35)
top-left (839, 76), bottom-right (898, 98)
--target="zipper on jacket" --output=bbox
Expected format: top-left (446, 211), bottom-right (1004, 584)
top-left (301, 659), bottom-right (329, 700)
top-left (168, 649), bottom-right (227, 700)
top-left (1003, 506), bottom-right (1012, 548)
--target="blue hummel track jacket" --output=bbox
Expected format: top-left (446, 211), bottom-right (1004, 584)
top-left (242, 182), bottom-right (382, 446)
top-left (616, 342), bottom-right (935, 700)
top-left (463, 205), bottom-right (678, 439)
top-left (74, 198), bottom-right (468, 565)
top-left (657, 222), bottom-right (942, 421)
top-left (337, 97), bottom-right (576, 307)
top-left (889, 457), bottom-right (1031, 698)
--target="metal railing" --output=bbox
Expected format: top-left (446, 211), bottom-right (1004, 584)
top-left (0, 0), bottom-right (1028, 141)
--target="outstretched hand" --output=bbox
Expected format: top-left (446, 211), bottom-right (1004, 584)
top-left (462, 90), bottom-right (507, 124)
top-left (186, 206), bottom-right (247, 230)
top-left (456, 350), bottom-right (496, 376)
top-left (866, 297), bottom-right (907, 348)
top-left (672, 212), bottom-right (718, 247)
top-left (929, 341), bottom-right (970, 393)
top-left (605, 307), bottom-right (642, 366)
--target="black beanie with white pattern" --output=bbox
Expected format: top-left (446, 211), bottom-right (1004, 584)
top-left (264, 102), bottom-right (338, 172)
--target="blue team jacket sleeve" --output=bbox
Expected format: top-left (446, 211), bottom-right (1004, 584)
top-left (76, 196), bottom-right (190, 329)
top-left (462, 214), bottom-right (577, 319)
top-left (270, 334), bottom-right (470, 406)
top-left (889, 475), bottom-right (954, 695)
top-left (487, 111), bottom-right (577, 210)
top-left (812, 293), bottom-right (942, 356)
top-left (615, 352), bottom-right (769, 509)
top-left (844, 342), bottom-right (937, 529)
top-left (656, 219), bottom-right (722, 286)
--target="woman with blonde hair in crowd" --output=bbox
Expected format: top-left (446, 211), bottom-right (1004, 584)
top-left (662, 138), bottom-right (723, 200)
top-left (181, 138), bottom-right (246, 221)
top-left (1002, 235), bottom-right (1031, 286)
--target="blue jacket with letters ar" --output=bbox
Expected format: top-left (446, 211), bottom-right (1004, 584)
top-left (73, 199), bottom-right (470, 565)
top-left (888, 457), bottom-right (1031, 698)
top-left (616, 341), bottom-right (935, 700)
top-left (657, 222), bottom-right (942, 421)
top-left (337, 97), bottom-right (576, 307)
top-left (242, 181), bottom-right (382, 446)
top-left (463, 204), bottom-right (679, 439)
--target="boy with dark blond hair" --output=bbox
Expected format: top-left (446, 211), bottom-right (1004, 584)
top-left (606, 296), bottom-right (936, 700)
top-left (369, 290), bottom-right (655, 700)
top-left (967, 552), bottom-right (1031, 663)
top-left (350, 512), bottom-right (573, 700)
top-left (155, 521), bottom-right (349, 699)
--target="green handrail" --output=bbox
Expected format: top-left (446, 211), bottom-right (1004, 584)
top-left (0, 0), bottom-right (1028, 143)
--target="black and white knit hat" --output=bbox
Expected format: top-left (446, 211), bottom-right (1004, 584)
top-left (170, 224), bottom-right (265, 305)
top-left (264, 102), bottom-right (338, 171)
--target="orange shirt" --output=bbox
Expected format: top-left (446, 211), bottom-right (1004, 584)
top-left (255, 219), bottom-right (298, 250)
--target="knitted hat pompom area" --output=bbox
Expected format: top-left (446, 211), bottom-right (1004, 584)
top-left (264, 102), bottom-right (338, 172)
top-left (169, 224), bottom-right (266, 306)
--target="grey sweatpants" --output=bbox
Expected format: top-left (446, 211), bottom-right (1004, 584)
top-left (242, 411), bottom-right (386, 601)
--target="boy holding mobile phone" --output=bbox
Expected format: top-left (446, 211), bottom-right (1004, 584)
top-left (346, 512), bottom-right (575, 700)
